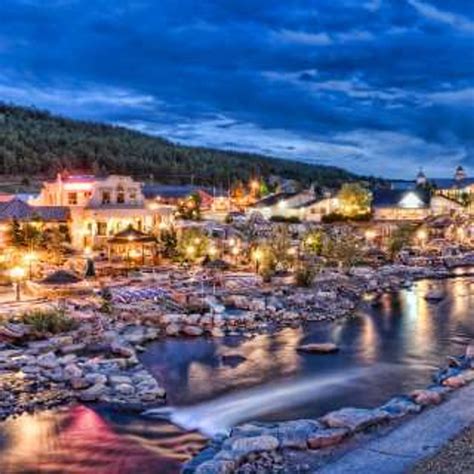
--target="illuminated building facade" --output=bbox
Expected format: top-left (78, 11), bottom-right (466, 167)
top-left (31, 174), bottom-right (172, 249)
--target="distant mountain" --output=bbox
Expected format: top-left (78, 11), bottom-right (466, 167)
top-left (0, 103), bottom-right (357, 187)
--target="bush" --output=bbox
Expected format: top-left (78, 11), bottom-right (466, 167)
top-left (322, 212), bottom-right (372, 223)
top-left (294, 266), bottom-right (316, 287)
top-left (270, 215), bottom-right (301, 223)
top-left (17, 308), bottom-right (78, 334)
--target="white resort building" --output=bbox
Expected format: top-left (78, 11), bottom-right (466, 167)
top-left (30, 174), bottom-right (173, 250)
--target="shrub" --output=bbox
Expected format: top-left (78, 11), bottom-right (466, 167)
top-left (270, 215), bottom-right (301, 223)
top-left (17, 308), bottom-right (78, 334)
top-left (294, 265), bottom-right (316, 287)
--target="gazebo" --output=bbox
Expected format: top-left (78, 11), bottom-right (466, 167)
top-left (107, 226), bottom-right (158, 265)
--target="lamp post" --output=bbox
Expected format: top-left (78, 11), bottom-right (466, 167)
top-left (10, 266), bottom-right (26, 302)
top-left (23, 252), bottom-right (37, 280)
top-left (253, 248), bottom-right (262, 274)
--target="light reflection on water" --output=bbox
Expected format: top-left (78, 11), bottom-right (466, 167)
top-left (0, 276), bottom-right (473, 473)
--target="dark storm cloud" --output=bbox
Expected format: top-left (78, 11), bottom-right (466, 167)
top-left (0, 0), bottom-right (473, 177)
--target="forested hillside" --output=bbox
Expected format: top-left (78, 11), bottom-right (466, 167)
top-left (0, 103), bottom-right (356, 186)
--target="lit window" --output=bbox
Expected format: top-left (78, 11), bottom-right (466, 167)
top-left (68, 192), bottom-right (78, 205)
top-left (117, 186), bottom-right (125, 204)
top-left (102, 191), bottom-right (111, 204)
top-left (97, 222), bottom-right (107, 236)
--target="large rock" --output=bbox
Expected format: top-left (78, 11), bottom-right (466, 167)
top-left (64, 363), bottom-right (83, 380)
top-left (195, 460), bottom-right (235, 474)
top-left (110, 341), bottom-right (135, 358)
top-left (165, 324), bottom-right (181, 336)
top-left (182, 325), bottom-right (204, 337)
top-left (321, 407), bottom-right (388, 432)
top-left (78, 383), bottom-right (106, 402)
top-left (380, 396), bottom-right (422, 419)
top-left (297, 343), bottom-right (339, 354)
top-left (307, 428), bottom-right (349, 449)
top-left (411, 389), bottom-right (442, 406)
top-left (37, 352), bottom-right (59, 369)
top-left (442, 375), bottom-right (466, 389)
top-left (115, 383), bottom-right (135, 396)
top-left (230, 435), bottom-right (279, 455)
top-left (273, 420), bottom-right (321, 449)
top-left (466, 343), bottom-right (474, 360)
top-left (60, 343), bottom-right (86, 355)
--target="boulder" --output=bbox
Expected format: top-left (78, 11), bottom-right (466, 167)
top-left (195, 460), bottom-right (235, 474)
top-left (37, 352), bottom-right (59, 369)
top-left (297, 343), bottom-right (339, 354)
top-left (442, 375), bottom-right (466, 389)
top-left (411, 389), bottom-right (442, 406)
top-left (165, 324), bottom-right (181, 336)
top-left (321, 407), bottom-right (388, 432)
top-left (230, 435), bottom-right (279, 455)
top-left (64, 363), bottom-right (83, 380)
top-left (380, 396), bottom-right (421, 419)
top-left (115, 383), bottom-right (135, 396)
top-left (78, 383), bottom-right (106, 402)
top-left (85, 373), bottom-right (108, 385)
top-left (273, 420), bottom-right (321, 449)
top-left (182, 325), bottom-right (204, 337)
top-left (466, 344), bottom-right (474, 360)
top-left (460, 370), bottom-right (474, 383)
top-left (60, 343), bottom-right (86, 355)
top-left (307, 428), bottom-right (349, 449)
top-left (70, 377), bottom-right (91, 390)
top-left (110, 341), bottom-right (135, 358)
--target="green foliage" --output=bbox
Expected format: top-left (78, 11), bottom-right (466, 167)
top-left (303, 230), bottom-right (324, 255)
top-left (99, 286), bottom-right (113, 314)
top-left (337, 183), bottom-right (372, 217)
top-left (176, 192), bottom-right (202, 220)
top-left (294, 265), bottom-right (317, 287)
top-left (388, 224), bottom-right (416, 260)
top-left (0, 103), bottom-right (356, 186)
top-left (177, 228), bottom-right (210, 261)
top-left (321, 230), bottom-right (363, 271)
top-left (160, 228), bottom-right (178, 257)
top-left (16, 308), bottom-right (78, 335)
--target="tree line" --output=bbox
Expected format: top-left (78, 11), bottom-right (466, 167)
top-left (0, 103), bottom-right (357, 187)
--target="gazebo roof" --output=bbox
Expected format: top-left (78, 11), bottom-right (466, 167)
top-left (40, 270), bottom-right (82, 285)
top-left (108, 226), bottom-right (156, 244)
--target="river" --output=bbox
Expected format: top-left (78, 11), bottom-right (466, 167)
top-left (1, 276), bottom-right (473, 473)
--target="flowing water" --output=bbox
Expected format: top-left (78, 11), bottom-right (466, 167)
top-left (1, 277), bottom-right (473, 473)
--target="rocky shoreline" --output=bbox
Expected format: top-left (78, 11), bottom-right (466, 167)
top-left (184, 343), bottom-right (474, 474)
top-left (0, 264), bottom-right (471, 441)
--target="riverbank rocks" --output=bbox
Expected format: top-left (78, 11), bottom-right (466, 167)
top-left (230, 435), bottom-right (279, 455)
top-left (296, 343), bottom-right (339, 354)
top-left (442, 375), bottom-right (466, 389)
top-left (307, 427), bottom-right (349, 449)
top-left (195, 460), bottom-right (235, 474)
top-left (183, 325), bottom-right (204, 337)
top-left (379, 396), bottom-right (421, 419)
top-left (321, 407), bottom-right (389, 432)
top-left (411, 389), bottom-right (443, 406)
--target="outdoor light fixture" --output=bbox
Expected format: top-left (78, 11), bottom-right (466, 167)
top-left (23, 252), bottom-right (38, 280)
top-left (10, 266), bottom-right (26, 301)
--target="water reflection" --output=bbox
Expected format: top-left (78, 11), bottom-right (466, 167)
top-left (0, 405), bottom-right (203, 474)
top-left (1, 276), bottom-right (473, 474)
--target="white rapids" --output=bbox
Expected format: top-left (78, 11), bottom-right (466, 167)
top-left (143, 365), bottom-right (390, 437)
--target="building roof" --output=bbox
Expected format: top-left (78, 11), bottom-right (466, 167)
top-left (0, 198), bottom-right (70, 222)
top-left (430, 178), bottom-right (474, 190)
top-left (253, 192), bottom-right (296, 208)
top-left (372, 189), bottom-right (430, 209)
top-left (143, 184), bottom-right (202, 199)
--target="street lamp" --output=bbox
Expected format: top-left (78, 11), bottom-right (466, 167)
top-left (252, 248), bottom-right (263, 274)
top-left (23, 252), bottom-right (37, 280)
top-left (10, 266), bottom-right (26, 302)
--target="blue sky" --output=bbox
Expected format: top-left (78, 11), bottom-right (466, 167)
top-left (0, 0), bottom-right (473, 178)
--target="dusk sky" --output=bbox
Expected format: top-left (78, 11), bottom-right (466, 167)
top-left (1, 0), bottom-right (473, 178)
